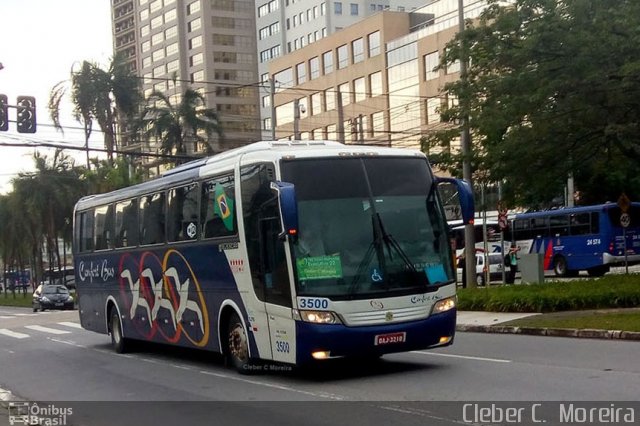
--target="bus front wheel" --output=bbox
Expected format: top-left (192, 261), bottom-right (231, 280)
top-left (553, 256), bottom-right (568, 277)
top-left (110, 309), bottom-right (130, 353)
top-left (227, 312), bottom-right (250, 373)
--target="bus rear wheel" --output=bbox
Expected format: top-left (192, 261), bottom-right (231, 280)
top-left (226, 312), bottom-right (250, 373)
top-left (110, 309), bottom-right (130, 354)
top-left (553, 256), bottom-right (568, 277)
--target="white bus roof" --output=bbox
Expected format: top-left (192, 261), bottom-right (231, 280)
top-left (76, 140), bottom-right (427, 210)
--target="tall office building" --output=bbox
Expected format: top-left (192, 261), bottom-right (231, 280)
top-left (268, 0), bottom-right (489, 151)
top-left (110, 0), bottom-right (261, 169)
top-left (256, 0), bottom-right (428, 140)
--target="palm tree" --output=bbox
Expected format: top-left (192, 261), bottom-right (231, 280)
top-left (137, 87), bottom-right (223, 165)
top-left (48, 54), bottom-right (142, 166)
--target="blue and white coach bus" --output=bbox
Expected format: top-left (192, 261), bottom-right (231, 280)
top-left (73, 141), bottom-right (473, 372)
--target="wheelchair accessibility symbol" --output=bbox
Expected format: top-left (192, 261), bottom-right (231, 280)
top-left (371, 268), bottom-right (383, 282)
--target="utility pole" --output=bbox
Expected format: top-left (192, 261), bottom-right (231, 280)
top-left (337, 86), bottom-right (345, 143)
top-left (270, 78), bottom-right (277, 140)
top-left (293, 98), bottom-right (301, 140)
top-left (458, 0), bottom-right (476, 288)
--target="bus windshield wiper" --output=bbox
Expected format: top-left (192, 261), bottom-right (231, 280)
top-left (374, 212), bottom-right (419, 276)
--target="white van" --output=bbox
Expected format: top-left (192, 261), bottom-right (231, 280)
top-left (457, 250), bottom-right (505, 286)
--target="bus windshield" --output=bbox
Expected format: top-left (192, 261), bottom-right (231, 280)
top-left (281, 157), bottom-right (453, 300)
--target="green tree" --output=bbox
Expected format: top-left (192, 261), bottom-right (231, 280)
top-left (48, 54), bottom-right (142, 165)
top-left (424, 0), bottom-right (640, 207)
top-left (136, 87), bottom-right (223, 164)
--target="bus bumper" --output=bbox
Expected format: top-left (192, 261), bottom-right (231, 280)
top-left (603, 253), bottom-right (640, 265)
top-left (295, 309), bottom-right (456, 365)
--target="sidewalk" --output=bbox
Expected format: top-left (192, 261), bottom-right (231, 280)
top-left (456, 311), bottom-right (640, 341)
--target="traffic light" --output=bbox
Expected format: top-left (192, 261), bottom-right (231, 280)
top-left (16, 95), bottom-right (36, 133)
top-left (0, 94), bottom-right (8, 131)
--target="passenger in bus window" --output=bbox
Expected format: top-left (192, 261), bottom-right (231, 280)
top-left (297, 221), bottom-right (326, 257)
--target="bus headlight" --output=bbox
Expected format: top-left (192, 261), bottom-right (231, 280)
top-left (431, 297), bottom-right (456, 314)
top-left (294, 309), bottom-right (340, 324)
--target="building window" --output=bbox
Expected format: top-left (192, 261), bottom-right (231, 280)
top-left (151, 32), bottom-right (163, 46)
top-left (187, 1), bottom-right (201, 14)
top-left (339, 82), bottom-right (350, 106)
top-left (149, 0), bottom-right (161, 12)
top-left (323, 51), bottom-right (333, 74)
top-left (296, 62), bottom-right (307, 84)
top-left (274, 68), bottom-right (294, 91)
top-left (164, 9), bottom-right (177, 23)
top-left (424, 51), bottom-right (439, 81)
top-left (372, 112), bottom-right (384, 137)
top-left (166, 42), bottom-right (179, 57)
top-left (191, 70), bottom-right (204, 82)
top-left (369, 71), bottom-right (382, 96)
top-left (189, 35), bottom-right (202, 49)
top-left (309, 56), bottom-right (320, 79)
top-left (165, 26), bottom-right (177, 39)
top-left (140, 25), bottom-right (150, 37)
top-left (140, 9), bottom-right (149, 21)
top-left (368, 31), bottom-right (380, 57)
top-left (188, 18), bottom-right (201, 32)
top-left (350, 3), bottom-right (358, 15)
top-left (325, 88), bottom-right (335, 111)
top-left (142, 57), bottom-right (151, 68)
top-left (150, 15), bottom-right (163, 29)
top-left (352, 38), bottom-right (364, 63)
top-left (311, 92), bottom-right (322, 115)
top-left (142, 40), bottom-right (151, 52)
top-left (445, 49), bottom-right (460, 74)
top-left (190, 53), bottom-right (204, 66)
top-left (337, 44), bottom-right (348, 69)
top-left (152, 49), bottom-right (164, 62)
top-left (354, 77), bottom-right (365, 102)
top-left (334, 2), bottom-right (342, 15)
top-left (426, 97), bottom-right (441, 124)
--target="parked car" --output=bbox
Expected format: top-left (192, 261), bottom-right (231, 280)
top-left (32, 284), bottom-right (74, 312)
top-left (457, 250), bottom-right (505, 286)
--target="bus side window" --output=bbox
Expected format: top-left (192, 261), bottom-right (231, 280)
top-left (76, 210), bottom-right (95, 253)
top-left (201, 175), bottom-right (237, 239)
top-left (167, 183), bottom-right (199, 242)
top-left (94, 204), bottom-right (114, 251)
top-left (140, 192), bottom-right (166, 245)
top-left (115, 199), bottom-right (138, 248)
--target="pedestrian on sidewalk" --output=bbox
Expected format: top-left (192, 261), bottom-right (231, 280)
top-left (506, 243), bottom-right (520, 284)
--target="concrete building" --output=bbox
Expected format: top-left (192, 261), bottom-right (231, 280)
top-left (256, 0), bottom-right (428, 139)
top-left (268, 0), bottom-right (488, 152)
top-left (110, 0), bottom-right (261, 168)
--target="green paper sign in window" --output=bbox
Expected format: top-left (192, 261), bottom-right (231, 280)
top-left (296, 255), bottom-right (343, 280)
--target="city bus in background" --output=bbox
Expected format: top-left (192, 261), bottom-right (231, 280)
top-left (510, 203), bottom-right (640, 277)
top-left (449, 219), bottom-right (508, 285)
top-left (73, 141), bottom-right (473, 372)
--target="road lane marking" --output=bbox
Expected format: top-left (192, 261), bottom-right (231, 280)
top-left (14, 313), bottom-right (38, 317)
top-left (411, 351), bottom-right (512, 363)
top-left (25, 325), bottom-right (71, 335)
top-left (0, 329), bottom-right (30, 339)
top-left (199, 370), bottom-right (345, 400)
top-left (0, 315), bottom-right (15, 319)
top-left (58, 322), bottom-right (83, 329)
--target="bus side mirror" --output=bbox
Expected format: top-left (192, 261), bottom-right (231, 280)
top-left (270, 181), bottom-right (299, 241)
top-left (436, 177), bottom-right (475, 225)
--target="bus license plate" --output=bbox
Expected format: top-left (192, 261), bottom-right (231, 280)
top-left (374, 332), bottom-right (406, 345)
top-left (55, 303), bottom-right (63, 307)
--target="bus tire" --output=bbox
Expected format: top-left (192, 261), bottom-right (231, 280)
top-left (226, 312), bottom-right (251, 373)
top-left (553, 256), bottom-right (568, 277)
top-left (110, 309), bottom-right (130, 354)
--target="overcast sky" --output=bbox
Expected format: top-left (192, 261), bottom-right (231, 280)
top-left (0, 0), bottom-right (113, 193)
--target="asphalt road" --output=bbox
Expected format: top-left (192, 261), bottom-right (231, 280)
top-left (1, 306), bottom-right (639, 425)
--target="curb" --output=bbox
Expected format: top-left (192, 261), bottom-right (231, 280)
top-left (456, 324), bottom-right (640, 341)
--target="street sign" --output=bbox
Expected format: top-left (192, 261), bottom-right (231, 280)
top-left (618, 193), bottom-right (631, 213)
top-left (497, 201), bottom-right (508, 230)
top-left (620, 213), bottom-right (631, 228)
